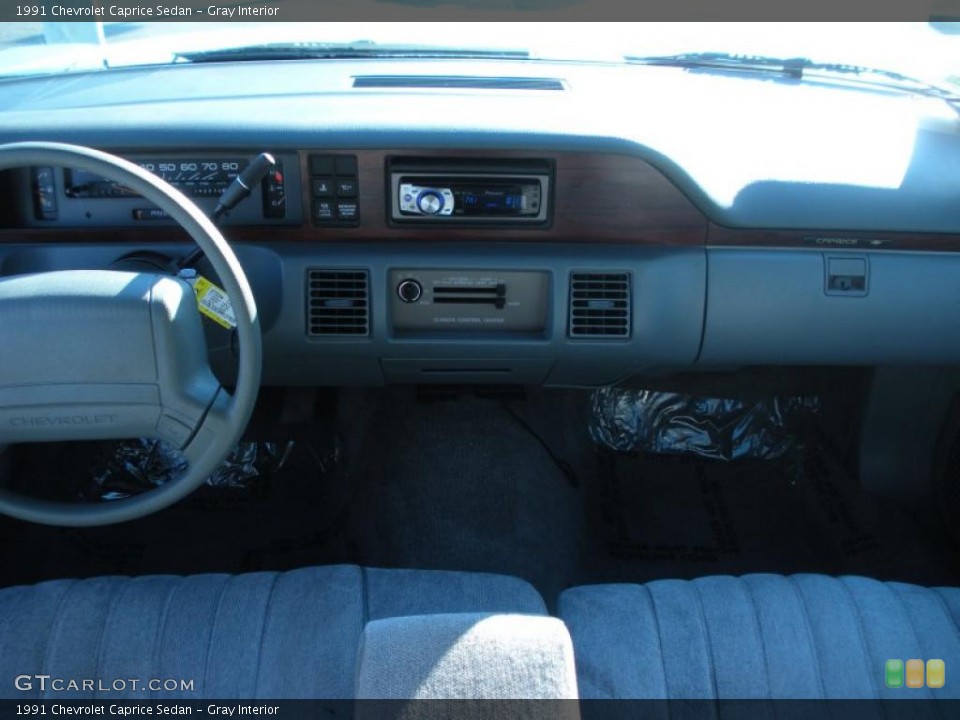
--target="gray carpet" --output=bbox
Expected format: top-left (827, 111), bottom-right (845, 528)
top-left (341, 387), bottom-right (587, 608)
top-left (2, 385), bottom-right (957, 605)
top-left (340, 387), bottom-right (960, 604)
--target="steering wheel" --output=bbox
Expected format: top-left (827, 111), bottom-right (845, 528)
top-left (0, 142), bottom-right (262, 526)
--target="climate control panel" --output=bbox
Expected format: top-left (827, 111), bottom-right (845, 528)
top-left (389, 269), bottom-right (549, 334)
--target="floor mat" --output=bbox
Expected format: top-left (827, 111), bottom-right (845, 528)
top-left (0, 432), bottom-right (348, 587)
top-left (2, 387), bottom-right (957, 600)
top-left (584, 445), bottom-right (960, 587)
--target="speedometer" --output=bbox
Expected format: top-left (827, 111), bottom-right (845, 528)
top-left (65, 157), bottom-right (250, 198)
top-left (137, 159), bottom-right (249, 197)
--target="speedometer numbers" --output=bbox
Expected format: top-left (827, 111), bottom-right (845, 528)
top-left (138, 160), bottom-right (247, 197)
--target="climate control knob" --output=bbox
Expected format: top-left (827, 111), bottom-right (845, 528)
top-left (397, 279), bottom-right (423, 304)
top-left (416, 190), bottom-right (444, 215)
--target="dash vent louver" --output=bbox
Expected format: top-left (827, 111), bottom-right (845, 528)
top-left (568, 272), bottom-right (631, 338)
top-left (307, 269), bottom-right (370, 336)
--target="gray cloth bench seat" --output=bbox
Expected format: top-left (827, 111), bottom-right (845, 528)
top-left (9, 565), bottom-right (960, 702)
top-left (559, 573), bottom-right (960, 699)
top-left (0, 565), bottom-right (547, 699)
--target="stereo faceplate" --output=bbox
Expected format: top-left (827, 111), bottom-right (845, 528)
top-left (388, 162), bottom-right (552, 225)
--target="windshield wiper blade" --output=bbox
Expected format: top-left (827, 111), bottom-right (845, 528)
top-left (175, 42), bottom-right (530, 63)
top-left (625, 52), bottom-right (960, 102)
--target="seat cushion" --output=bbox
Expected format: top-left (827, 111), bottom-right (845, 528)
top-left (355, 613), bottom-right (579, 702)
top-left (559, 574), bottom-right (960, 699)
top-left (0, 565), bottom-right (545, 700)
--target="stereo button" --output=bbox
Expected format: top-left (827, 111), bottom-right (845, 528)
top-left (417, 191), bottom-right (444, 215)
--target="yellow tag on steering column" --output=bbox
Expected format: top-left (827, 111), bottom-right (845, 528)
top-left (191, 276), bottom-right (237, 330)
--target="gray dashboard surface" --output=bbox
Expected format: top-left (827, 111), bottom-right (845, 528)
top-left (0, 58), bottom-right (957, 233)
top-left (1, 58), bottom-right (960, 382)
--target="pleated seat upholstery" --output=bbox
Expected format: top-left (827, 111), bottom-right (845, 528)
top-left (559, 574), bottom-right (960, 699)
top-left (0, 565), bottom-right (546, 699)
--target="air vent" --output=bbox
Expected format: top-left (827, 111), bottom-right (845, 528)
top-left (353, 75), bottom-right (565, 91)
top-left (569, 272), bottom-right (631, 338)
top-left (307, 269), bottom-right (369, 337)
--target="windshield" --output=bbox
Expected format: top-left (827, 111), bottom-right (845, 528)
top-left (0, 19), bottom-right (957, 90)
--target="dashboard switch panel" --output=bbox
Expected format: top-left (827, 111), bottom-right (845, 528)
top-left (261, 162), bottom-right (287, 219)
top-left (310, 154), bottom-right (359, 227)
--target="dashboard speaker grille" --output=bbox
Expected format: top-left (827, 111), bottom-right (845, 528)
top-left (307, 269), bottom-right (370, 337)
top-left (569, 272), bottom-right (631, 338)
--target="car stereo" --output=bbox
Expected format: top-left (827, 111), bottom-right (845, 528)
top-left (388, 159), bottom-right (552, 225)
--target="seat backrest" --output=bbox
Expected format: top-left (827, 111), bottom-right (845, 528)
top-left (0, 565), bottom-right (547, 700)
top-left (559, 574), bottom-right (960, 700)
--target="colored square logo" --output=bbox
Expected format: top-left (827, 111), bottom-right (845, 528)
top-left (885, 659), bottom-right (904, 688)
top-left (927, 659), bottom-right (945, 689)
top-left (906, 659), bottom-right (925, 688)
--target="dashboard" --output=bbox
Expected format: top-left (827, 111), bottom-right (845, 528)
top-left (0, 57), bottom-right (959, 387)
